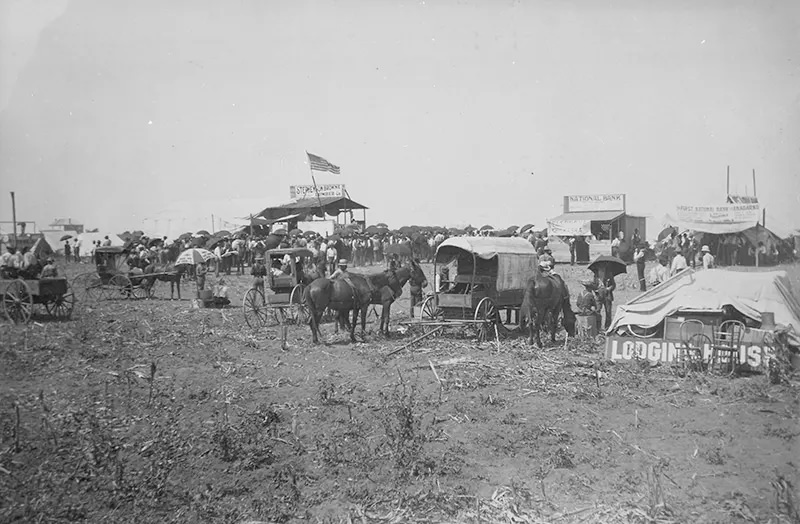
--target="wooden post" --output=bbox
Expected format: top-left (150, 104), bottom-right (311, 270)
top-left (10, 192), bottom-right (17, 249)
top-left (281, 325), bottom-right (288, 350)
top-left (762, 208), bottom-right (766, 228)
top-left (752, 168), bottom-right (757, 198)
top-left (726, 166), bottom-right (730, 197)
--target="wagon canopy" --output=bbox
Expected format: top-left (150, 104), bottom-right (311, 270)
top-left (436, 237), bottom-right (538, 292)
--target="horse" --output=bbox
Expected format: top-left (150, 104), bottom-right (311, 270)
top-left (520, 270), bottom-right (576, 347)
top-left (304, 264), bottom-right (420, 344)
top-left (359, 259), bottom-right (427, 336)
top-left (142, 263), bottom-right (187, 300)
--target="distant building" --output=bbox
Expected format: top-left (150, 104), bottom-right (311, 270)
top-left (46, 218), bottom-right (84, 234)
top-left (726, 194), bottom-right (759, 204)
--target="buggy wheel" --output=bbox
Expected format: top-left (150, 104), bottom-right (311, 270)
top-left (242, 289), bottom-right (267, 329)
top-left (72, 272), bottom-right (102, 303)
top-left (106, 274), bottom-right (133, 300)
top-left (132, 278), bottom-right (155, 300)
top-left (288, 284), bottom-right (308, 325)
top-left (44, 282), bottom-right (76, 320)
top-left (474, 297), bottom-right (499, 343)
top-left (420, 295), bottom-right (443, 336)
top-left (2, 279), bottom-right (33, 324)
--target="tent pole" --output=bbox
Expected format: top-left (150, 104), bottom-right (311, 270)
top-left (752, 168), bottom-right (757, 198)
top-left (10, 192), bottom-right (17, 249)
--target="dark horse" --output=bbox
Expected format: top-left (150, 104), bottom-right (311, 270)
top-left (520, 270), bottom-right (576, 347)
top-left (304, 261), bottom-right (425, 343)
top-left (142, 263), bottom-right (187, 300)
top-left (360, 260), bottom-right (427, 336)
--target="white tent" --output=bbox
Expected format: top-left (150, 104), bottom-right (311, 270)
top-left (609, 268), bottom-right (800, 346)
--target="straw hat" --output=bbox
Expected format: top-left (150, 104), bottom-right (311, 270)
top-left (701, 245), bottom-right (710, 253)
top-left (338, 259), bottom-right (348, 266)
top-left (581, 279), bottom-right (597, 288)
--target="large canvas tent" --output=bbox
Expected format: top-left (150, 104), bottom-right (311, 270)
top-left (609, 268), bottom-right (800, 346)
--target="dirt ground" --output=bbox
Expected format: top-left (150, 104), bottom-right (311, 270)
top-left (1, 260), bottom-right (799, 523)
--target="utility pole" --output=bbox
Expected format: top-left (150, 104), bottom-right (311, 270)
top-left (752, 168), bottom-right (757, 199)
top-left (10, 192), bottom-right (17, 249)
top-left (726, 165), bottom-right (730, 197)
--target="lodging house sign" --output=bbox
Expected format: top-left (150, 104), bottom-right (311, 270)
top-left (564, 194), bottom-right (626, 213)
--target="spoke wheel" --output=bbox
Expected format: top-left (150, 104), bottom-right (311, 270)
top-left (107, 274), bottom-right (133, 300)
top-left (288, 284), bottom-right (308, 325)
top-left (72, 272), bottom-right (102, 303)
top-left (132, 278), bottom-right (155, 300)
top-left (3, 279), bottom-right (33, 324)
top-left (44, 282), bottom-right (75, 320)
top-left (243, 289), bottom-right (267, 329)
top-left (420, 295), bottom-right (443, 336)
top-left (474, 297), bottom-right (498, 343)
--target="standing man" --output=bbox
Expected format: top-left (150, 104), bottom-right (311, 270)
top-left (633, 244), bottom-right (647, 292)
top-left (569, 236), bottom-right (576, 265)
top-left (592, 265), bottom-right (616, 330)
top-left (408, 258), bottom-right (425, 318)
top-left (701, 245), bottom-right (715, 269)
top-left (251, 257), bottom-right (267, 294)
top-left (73, 238), bottom-right (81, 263)
top-left (64, 240), bottom-right (71, 262)
top-left (196, 261), bottom-right (207, 294)
top-left (611, 231), bottom-right (623, 258)
top-left (670, 248), bottom-right (688, 276)
top-left (326, 242), bottom-right (338, 275)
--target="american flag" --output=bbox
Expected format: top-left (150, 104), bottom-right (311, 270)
top-left (306, 152), bottom-right (340, 174)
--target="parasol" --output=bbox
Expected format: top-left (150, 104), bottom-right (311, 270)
top-left (132, 230), bottom-right (145, 237)
top-left (289, 228), bottom-right (303, 236)
top-left (657, 227), bottom-right (677, 242)
top-left (519, 224), bottom-right (535, 234)
top-left (60, 234), bottom-right (73, 241)
top-left (376, 223), bottom-right (389, 228)
top-left (506, 225), bottom-right (519, 232)
top-left (384, 243), bottom-right (412, 256)
top-left (177, 232), bottom-right (193, 240)
top-left (479, 224), bottom-right (494, 231)
top-left (273, 228), bottom-right (288, 236)
top-left (215, 230), bottom-right (231, 238)
top-left (175, 248), bottom-right (216, 266)
top-left (364, 225), bottom-right (379, 234)
top-left (588, 255), bottom-right (627, 277)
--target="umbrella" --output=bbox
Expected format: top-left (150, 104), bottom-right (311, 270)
top-left (273, 228), bottom-right (287, 236)
top-left (506, 225), bottom-right (519, 232)
top-left (195, 229), bottom-right (210, 236)
top-left (657, 227), bottom-right (677, 242)
top-left (60, 234), bottom-right (73, 241)
top-left (519, 224), bottom-right (535, 234)
top-left (215, 230), bottom-right (231, 238)
top-left (365, 225), bottom-right (379, 234)
top-left (448, 227), bottom-right (465, 235)
top-left (132, 230), bottom-right (145, 238)
top-left (376, 223), bottom-right (389, 228)
top-left (289, 228), bottom-right (303, 236)
top-left (304, 230), bottom-right (318, 238)
top-left (588, 255), bottom-right (627, 277)
top-left (398, 226), bottom-right (417, 234)
top-left (375, 226), bottom-right (389, 235)
top-left (147, 237), bottom-right (163, 247)
top-left (384, 243), bottom-right (412, 256)
top-left (175, 248), bottom-right (216, 266)
top-left (479, 224), bottom-right (494, 231)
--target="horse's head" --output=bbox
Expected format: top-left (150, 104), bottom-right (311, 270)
top-left (409, 259), bottom-right (428, 289)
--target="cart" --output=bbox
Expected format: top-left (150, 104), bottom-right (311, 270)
top-left (72, 246), bottom-right (170, 302)
top-left (1, 274), bottom-right (75, 323)
top-left (414, 237), bottom-right (538, 341)
top-left (243, 248), bottom-right (312, 328)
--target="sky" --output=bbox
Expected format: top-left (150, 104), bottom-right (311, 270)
top-left (1, 0), bottom-right (798, 237)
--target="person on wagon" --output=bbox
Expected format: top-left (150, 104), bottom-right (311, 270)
top-left (40, 257), bottom-right (59, 278)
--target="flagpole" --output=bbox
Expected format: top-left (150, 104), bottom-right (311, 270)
top-left (306, 152), bottom-right (325, 218)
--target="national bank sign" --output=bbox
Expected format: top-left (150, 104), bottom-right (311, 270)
top-left (564, 194), bottom-right (626, 213)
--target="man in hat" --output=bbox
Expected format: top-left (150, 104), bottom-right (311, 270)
top-left (670, 247), bottom-right (688, 276)
top-left (701, 245), bottom-right (715, 270)
top-left (576, 279), bottom-right (601, 332)
top-left (537, 258), bottom-right (553, 276)
top-left (633, 243), bottom-right (647, 292)
top-left (540, 247), bottom-right (555, 269)
top-left (251, 256), bottom-right (267, 294)
top-left (40, 257), bottom-right (59, 278)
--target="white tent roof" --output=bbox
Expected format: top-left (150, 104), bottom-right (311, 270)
top-left (436, 237), bottom-right (537, 259)
top-left (610, 268), bottom-right (800, 346)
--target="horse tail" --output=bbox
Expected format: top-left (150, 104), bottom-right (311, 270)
top-left (519, 278), bottom-right (535, 327)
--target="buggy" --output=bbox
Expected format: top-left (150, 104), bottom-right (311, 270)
top-left (243, 248), bottom-right (312, 328)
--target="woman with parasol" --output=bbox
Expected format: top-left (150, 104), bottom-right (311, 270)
top-left (588, 255), bottom-right (626, 330)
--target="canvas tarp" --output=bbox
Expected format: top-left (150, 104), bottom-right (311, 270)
top-left (609, 268), bottom-right (800, 346)
top-left (547, 211), bottom-right (624, 236)
top-left (497, 254), bottom-right (538, 291)
top-left (436, 237), bottom-right (538, 259)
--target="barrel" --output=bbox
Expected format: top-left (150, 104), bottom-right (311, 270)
top-left (576, 314), bottom-right (598, 337)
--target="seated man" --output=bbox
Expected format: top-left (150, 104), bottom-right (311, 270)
top-left (212, 278), bottom-right (231, 306)
top-left (40, 257), bottom-right (59, 278)
top-left (270, 259), bottom-right (285, 277)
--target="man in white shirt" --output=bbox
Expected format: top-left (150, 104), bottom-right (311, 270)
top-left (701, 245), bottom-right (715, 269)
top-left (670, 248), bottom-right (688, 276)
top-left (649, 258), bottom-right (669, 287)
top-left (326, 244), bottom-right (338, 274)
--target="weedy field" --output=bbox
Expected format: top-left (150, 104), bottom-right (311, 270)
top-left (1, 261), bottom-right (799, 523)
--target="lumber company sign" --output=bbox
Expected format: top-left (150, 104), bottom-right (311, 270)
top-left (605, 336), bottom-right (776, 370)
top-left (564, 194), bottom-right (625, 213)
top-left (290, 184), bottom-right (346, 200)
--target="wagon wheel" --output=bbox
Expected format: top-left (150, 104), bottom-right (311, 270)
top-left (106, 274), bottom-right (133, 300)
top-left (2, 279), bottom-right (33, 324)
top-left (242, 289), bottom-right (267, 329)
top-left (288, 284), bottom-right (308, 325)
top-left (420, 295), bottom-right (443, 336)
top-left (474, 297), bottom-right (499, 343)
top-left (44, 282), bottom-right (76, 320)
top-left (131, 278), bottom-right (155, 300)
top-left (72, 272), bottom-right (102, 303)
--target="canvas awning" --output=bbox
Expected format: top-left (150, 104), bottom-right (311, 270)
top-left (256, 197), bottom-right (368, 221)
top-left (609, 268), bottom-right (800, 346)
top-left (547, 211), bottom-right (624, 236)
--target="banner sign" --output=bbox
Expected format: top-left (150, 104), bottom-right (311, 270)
top-left (290, 184), bottom-right (346, 200)
top-left (547, 219), bottom-right (591, 236)
top-left (605, 336), bottom-right (775, 370)
top-left (674, 204), bottom-right (760, 225)
top-left (565, 194), bottom-right (625, 213)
